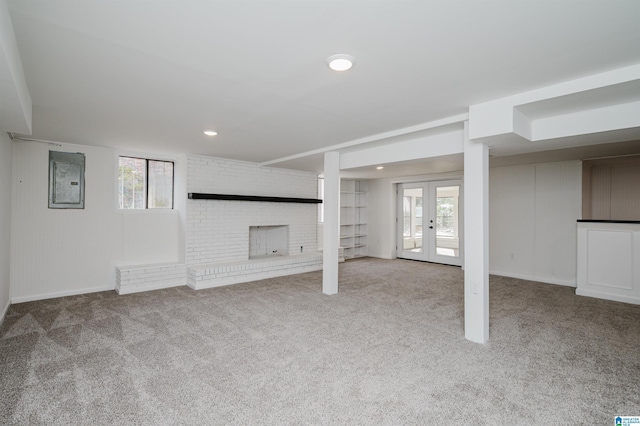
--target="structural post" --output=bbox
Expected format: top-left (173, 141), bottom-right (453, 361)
top-left (322, 151), bottom-right (340, 295)
top-left (463, 121), bottom-right (490, 343)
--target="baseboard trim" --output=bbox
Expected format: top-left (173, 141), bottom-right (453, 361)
top-left (576, 289), bottom-right (640, 305)
top-left (490, 270), bottom-right (576, 288)
top-left (11, 285), bottom-right (115, 304)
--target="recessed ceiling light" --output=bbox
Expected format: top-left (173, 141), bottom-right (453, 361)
top-left (204, 130), bottom-right (218, 136)
top-left (327, 54), bottom-right (355, 71)
top-left (376, 166), bottom-right (384, 170)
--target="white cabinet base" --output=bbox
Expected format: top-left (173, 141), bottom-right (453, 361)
top-left (576, 221), bottom-right (640, 305)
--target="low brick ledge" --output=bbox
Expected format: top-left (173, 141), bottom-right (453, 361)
top-left (116, 262), bottom-right (187, 295)
top-left (187, 253), bottom-right (323, 290)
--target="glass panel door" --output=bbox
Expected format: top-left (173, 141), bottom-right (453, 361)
top-left (427, 181), bottom-right (462, 266)
top-left (397, 180), bottom-right (462, 266)
top-left (397, 184), bottom-right (426, 261)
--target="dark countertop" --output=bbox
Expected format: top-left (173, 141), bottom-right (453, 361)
top-left (578, 219), bottom-right (640, 224)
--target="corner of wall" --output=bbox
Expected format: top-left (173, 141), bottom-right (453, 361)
top-left (0, 131), bottom-right (14, 323)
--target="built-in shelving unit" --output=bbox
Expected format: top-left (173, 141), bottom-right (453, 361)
top-left (340, 179), bottom-right (367, 260)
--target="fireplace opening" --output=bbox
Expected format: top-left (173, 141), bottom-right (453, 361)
top-left (249, 225), bottom-right (289, 259)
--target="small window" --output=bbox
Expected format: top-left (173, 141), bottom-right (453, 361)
top-left (118, 156), bottom-right (174, 209)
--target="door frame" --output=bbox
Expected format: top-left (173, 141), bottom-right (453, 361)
top-left (396, 179), bottom-right (464, 266)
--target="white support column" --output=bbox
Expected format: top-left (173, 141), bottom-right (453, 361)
top-left (463, 121), bottom-right (489, 343)
top-left (322, 151), bottom-right (340, 295)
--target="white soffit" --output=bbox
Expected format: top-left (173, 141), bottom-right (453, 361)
top-left (489, 127), bottom-right (640, 157)
top-left (515, 80), bottom-right (640, 120)
top-left (339, 129), bottom-right (464, 170)
top-left (469, 65), bottom-right (640, 148)
top-left (341, 154), bottom-right (464, 180)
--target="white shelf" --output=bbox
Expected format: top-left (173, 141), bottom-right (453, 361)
top-left (340, 179), bottom-right (367, 260)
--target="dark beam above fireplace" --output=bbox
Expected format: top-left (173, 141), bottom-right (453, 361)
top-left (188, 193), bottom-right (322, 204)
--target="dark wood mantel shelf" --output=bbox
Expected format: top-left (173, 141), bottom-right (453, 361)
top-left (188, 193), bottom-right (322, 204)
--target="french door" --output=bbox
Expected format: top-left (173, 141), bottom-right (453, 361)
top-left (396, 180), bottom-right (463, 266)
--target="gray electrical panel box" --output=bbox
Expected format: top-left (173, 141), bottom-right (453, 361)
top-left (49, 151), bottom-right (85, 209)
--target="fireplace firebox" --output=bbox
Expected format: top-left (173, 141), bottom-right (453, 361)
top-left (249, 225), bottom-right (289, 259)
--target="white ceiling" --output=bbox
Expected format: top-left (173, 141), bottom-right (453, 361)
top-left (6, 0), bottom-right (640, 175)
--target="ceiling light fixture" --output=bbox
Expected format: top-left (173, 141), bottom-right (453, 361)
top-left (203, 130), bottom-right (218, 136)
top-left (327, 54), bottom-right (355, 71)
top-left (376, 166), bottom-right (384, 170)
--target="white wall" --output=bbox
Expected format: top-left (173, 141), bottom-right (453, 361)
top-left (367, 178), bottom-right (396, 259)
top-left (6, 140), bottom-right (583, 303)
top-left (366, 172), bottom-right (464, 260)
top-left (490, 161), bottom-right (582, 286)
top-left (0, 132), bottom-right (12, 321)
top-left (489, 165), bottom-right (536, 277)
top-left (11, 141), bottom-right (182, 302)
top-left (187, 155), bottom-right (318, 264)
top-left (365, 162), bottom-right (581, 286)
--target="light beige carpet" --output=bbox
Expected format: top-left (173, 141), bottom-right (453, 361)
top-left (1, 258), bottom-right (639, 425)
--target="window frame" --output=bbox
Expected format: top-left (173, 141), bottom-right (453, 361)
top-left (117, 155), bottom-right (175, 210)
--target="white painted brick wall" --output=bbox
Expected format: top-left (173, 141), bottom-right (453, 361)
top-left (116, 263), bottom-right (187, 294)
top-left (187, 155), bottom-right (318, 265)
top-left (186, 253), bottom-right (323, 289)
